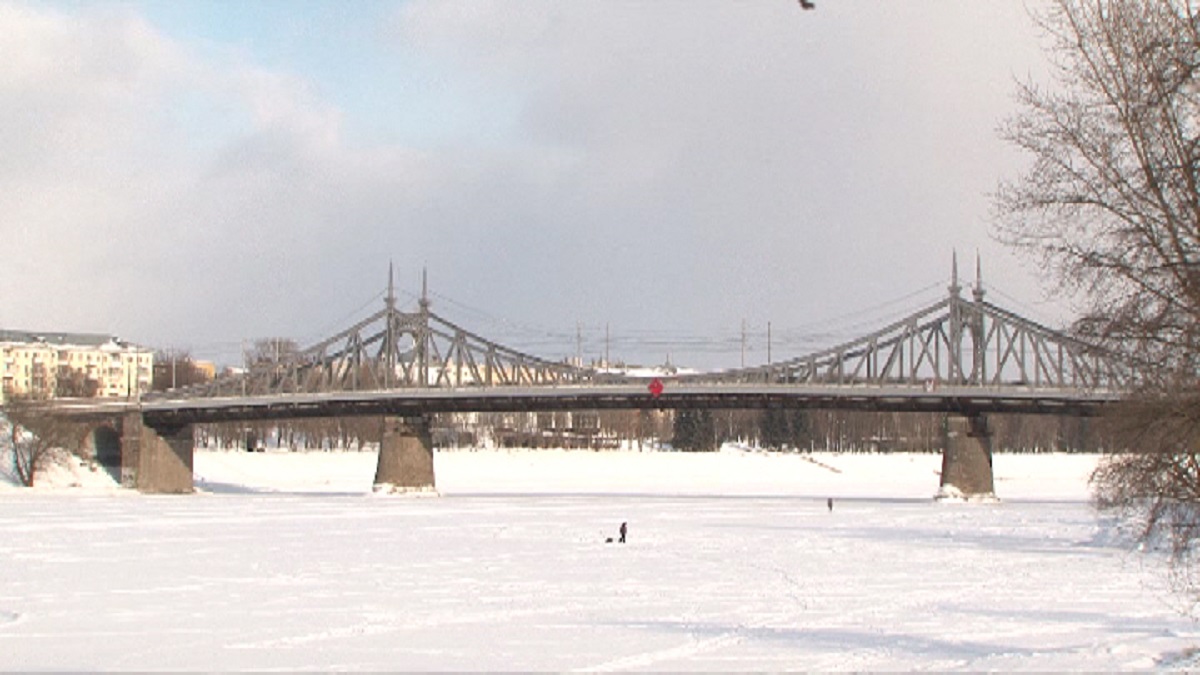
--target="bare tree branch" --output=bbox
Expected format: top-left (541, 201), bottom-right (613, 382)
top-left (996, 0), bottom-right (1200, 588)
top-left (2, 399), bottom-right (88, 487)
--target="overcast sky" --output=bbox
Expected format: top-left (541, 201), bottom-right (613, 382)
top-left (1, 0), bottom-right (1061, 369)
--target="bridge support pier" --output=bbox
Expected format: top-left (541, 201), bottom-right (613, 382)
top-left (373, 416), bottom-right (436, 494)
top-left (121, 413), bottom-right (194, 494)
top-left (937, 414), bottom-right (995, 500)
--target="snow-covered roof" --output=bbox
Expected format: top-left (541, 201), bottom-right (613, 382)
top-left (0, 329), bottom-right (141, 350)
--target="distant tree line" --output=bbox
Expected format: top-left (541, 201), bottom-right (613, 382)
top-left (149, 340), bottom-right (300, 394)
top-left (189, 408), bottom-right (1108, 454)
top-left (669, 409), bottom-right (1102, 454)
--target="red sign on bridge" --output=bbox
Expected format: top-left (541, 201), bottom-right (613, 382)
top-left (648, 378), bottom-right (664, 398)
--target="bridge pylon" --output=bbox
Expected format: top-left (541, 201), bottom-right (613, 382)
top-left (937, 413), bottom-right (995, 500)
top-left (372, 415), bottom-right (436, 494)
top-left (120, 413), bottom-right (194, 493)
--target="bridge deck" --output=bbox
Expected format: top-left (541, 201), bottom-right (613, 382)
top-left (56, 383), bottom-right (1120, 427)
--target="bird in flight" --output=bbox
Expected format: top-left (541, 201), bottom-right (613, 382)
top-left (799, 0), bottom-right (815, 8)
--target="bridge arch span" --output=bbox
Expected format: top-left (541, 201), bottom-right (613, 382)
top-left (89, 424), bottom-right (122, 482)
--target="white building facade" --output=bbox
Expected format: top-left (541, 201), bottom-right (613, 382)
top-left (0, 330), bottom-right (153, 403)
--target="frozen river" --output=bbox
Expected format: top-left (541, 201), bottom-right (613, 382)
top-left (1, 449), bottom-right (1197, 670)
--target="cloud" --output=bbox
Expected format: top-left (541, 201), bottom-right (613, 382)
top-left (0, 4), bottom-right (194, 328)
top-left (0, 2), bottom-right (400, 357)
top-left (381, 2), bottom-right (1058, 350)
top-left (0, 1), bottom-right (1058, 368)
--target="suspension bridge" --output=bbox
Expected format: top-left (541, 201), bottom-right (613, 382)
top-left (58, 256), bottom-right (1131, 497)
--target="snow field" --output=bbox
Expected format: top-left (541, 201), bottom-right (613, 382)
top-left (0, 449), bottom-right (1196, 670)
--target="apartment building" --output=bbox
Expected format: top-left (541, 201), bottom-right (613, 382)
top-left (0, 330), bottom-right (154, 403)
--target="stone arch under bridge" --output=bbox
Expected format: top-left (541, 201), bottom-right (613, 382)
top-left (87, 424), bottom-right (122, 483)
top-left (88, 412), bottom-right (431, 495)
top-left (69, 414), bottom-right (194, 493)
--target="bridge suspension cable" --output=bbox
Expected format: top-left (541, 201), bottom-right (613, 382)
top-left (981, 283), bottom-right (1070, 331)
top-left (150, 259), bottom-right (1135, 399)
top-left (296, 289), bottom-right (391, 348)
top-left (418, 280), bottom-right (952, 366)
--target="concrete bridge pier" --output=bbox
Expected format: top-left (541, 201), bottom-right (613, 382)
top-left (373, 416), bottom-right (436, 494)
top-left (121, 413), bottom-right (194, 493)
top-left (937, 413), bottom-right (996, 500)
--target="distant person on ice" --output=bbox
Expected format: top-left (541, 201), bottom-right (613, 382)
top-left (827, 498), bottom-right (833, 512)
top-left (619, 522), bottom-right (627, 543)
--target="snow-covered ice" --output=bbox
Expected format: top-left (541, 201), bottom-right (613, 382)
top-left (1, 448), bottom-right (1197, 670)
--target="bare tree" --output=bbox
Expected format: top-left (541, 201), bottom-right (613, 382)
top-left (997, 0), bottom-right (1200, 368)
top-left (2, 399), bottom-right (88, 487)
top-left (994, 0), bottom-right (1200, 573)
top-left (248, 338), bottom-right (300, 366)
top-left (54, 367), bottom-right (99, 398)
top-left (151, 350), bottom-right (212, 391)
top-left (1092, 394), bottom-right (1200, 529)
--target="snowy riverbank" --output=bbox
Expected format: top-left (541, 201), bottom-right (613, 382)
top-left (1, 445), bottom-right (1101, 500)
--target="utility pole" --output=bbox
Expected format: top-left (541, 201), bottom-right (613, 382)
top-left (767, 321), bottom-right (772, 365)
top-left (576, 322), bottom-right (583, 367)
top-left (741, 319), bottom-right (746, 369)
top-left (241, 339), bottom-right (247, 397)
top-left (605, 323), bottom-right (610, 368)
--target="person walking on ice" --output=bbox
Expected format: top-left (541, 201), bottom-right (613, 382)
top-left (619, 522), bottom-right (627, 543)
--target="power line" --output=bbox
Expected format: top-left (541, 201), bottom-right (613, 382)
top-left (325, 276), bottom-right (1025, 367)
top-left (983, 283), bottom-right (1071, 330)
top-left (297, 289), bottom-right (389, 346)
